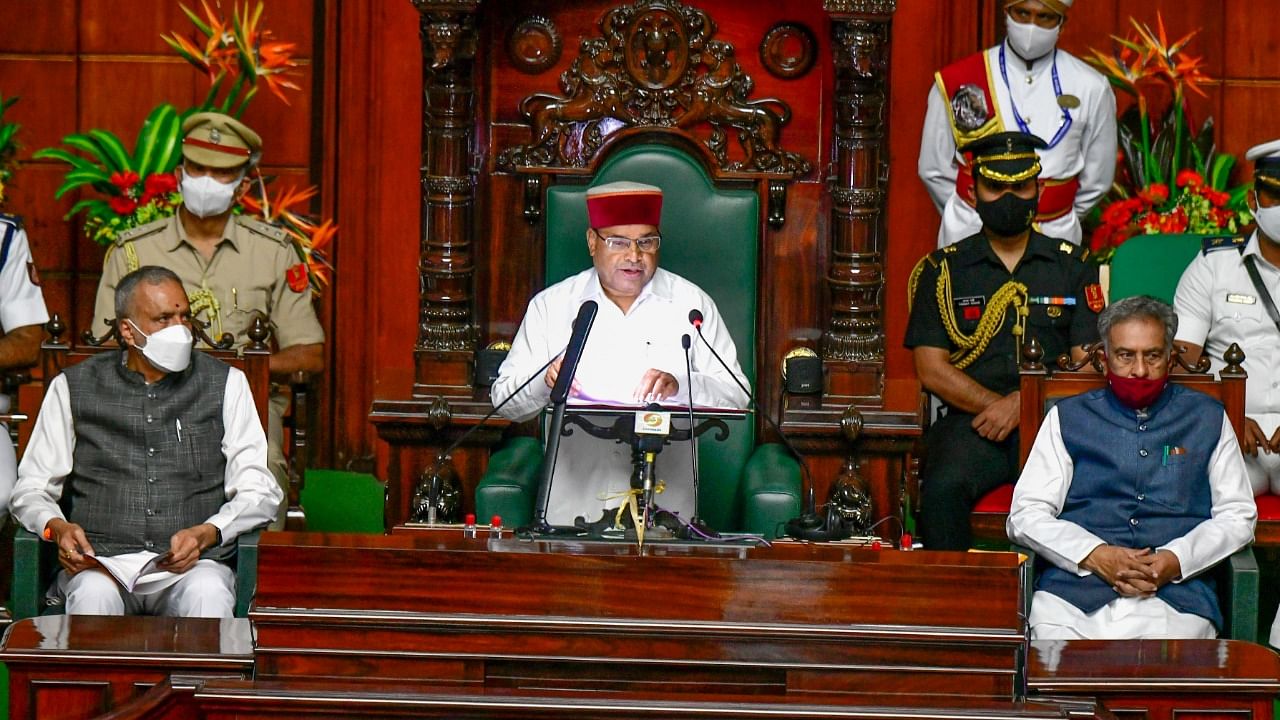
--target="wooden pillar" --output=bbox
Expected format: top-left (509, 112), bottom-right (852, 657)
top-left (822, 0), bottom-right (894, 402)
top-left (412, 0), bottom-right (480, 395)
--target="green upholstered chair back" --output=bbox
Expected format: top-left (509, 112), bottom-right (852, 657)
top-left (545, 143), bottom-right (758, 530)
top-left (1108, 233), bottom-right (1216, 303)
top-left (299, 470), bottom-right (387, 533)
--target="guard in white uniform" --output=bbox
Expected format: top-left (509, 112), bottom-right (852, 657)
top-left (1174, 139), bottom-right (1280, 498)
top-left (0, 214), bottom-right (50, 510)
top-left (492, 182), bottom-right (750, 526)
top-left (918, 0), bottom-right (1116, 248)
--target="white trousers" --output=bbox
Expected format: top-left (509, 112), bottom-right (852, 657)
top-left (59, 560), bottom-right (235, 617)
top-left (1029, 590), bottom-right (1216, 640)
top-left (1245, 413), bottom-right (1280, 495)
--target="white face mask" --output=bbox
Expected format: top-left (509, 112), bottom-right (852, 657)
top-left (127, 320), bottom-right (194, 374)
top-left (1255, 195), bottom-right (1280, 242)
top-left (180, 171), bottom-right (241, 218)
top-left (1005, 14), bottom-right (1060, 62)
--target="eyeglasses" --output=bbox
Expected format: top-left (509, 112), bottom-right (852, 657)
top-left (596, 232), bottom-right (661, 253)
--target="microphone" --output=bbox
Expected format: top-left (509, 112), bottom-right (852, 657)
top-left (633, 403), bottom-right (670, 523)
top-left (532, 300), bottom-right (600, 532)
top-left (681, 333), bottom-right (702, 526)
top-left (550, 300), bottom-right (598, 404)
top-left (416, 351), bottom-right (559, 523)
top-left (686, 309), bottom-right (848, 542)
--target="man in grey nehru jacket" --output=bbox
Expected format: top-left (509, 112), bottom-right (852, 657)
top-left (10, 265), bottom-right (280, 617)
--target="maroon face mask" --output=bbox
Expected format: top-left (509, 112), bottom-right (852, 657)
top-left (1106, 370), bottom-right (1168, 410)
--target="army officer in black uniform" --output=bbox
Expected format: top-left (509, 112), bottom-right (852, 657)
top-left (906, 131), bottom-right (1103, 551)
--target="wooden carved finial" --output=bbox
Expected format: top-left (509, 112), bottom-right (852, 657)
top-left (45, 314), bottom-right (66, 345)
top-left (1020, 336), bottom-right (1044, 373)
top-left (1222, 342), bottom-right (1246, 376)
top-left (840, 405), bottom-right (864, 443)
top-left (247, 314), bottom-right (271, 351)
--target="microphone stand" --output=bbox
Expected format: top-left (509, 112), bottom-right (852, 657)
top-left (681, 333), bottom-right (702, 526)
top-left (688, 310), bottom-right (845, 541)
top-left (419, 353), bottom-right (560, 522)
top-left (529, 301), bottom-right (598, 535)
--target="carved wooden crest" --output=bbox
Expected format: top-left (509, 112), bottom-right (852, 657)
top-left (498, 0), bottom-right (810, 176)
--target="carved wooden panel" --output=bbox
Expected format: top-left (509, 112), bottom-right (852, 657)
top-left (497, 0), bottom-right (811, 176)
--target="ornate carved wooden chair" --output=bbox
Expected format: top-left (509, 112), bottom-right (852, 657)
top-left (971, 339), bottom-right (1259, 640)
top-left (9, 316), bottom-right (271, 619)
top-left (474, 142), bottom-right (802, 536)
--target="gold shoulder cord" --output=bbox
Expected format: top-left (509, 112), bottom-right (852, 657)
top-left (907, 255), bottom-right (929, 313)
top-left (187, 285), bottom-right (224, 341)
top-left (934, 259), bottom-right (1029, 369)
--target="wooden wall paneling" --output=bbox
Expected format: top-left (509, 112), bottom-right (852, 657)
top-left (0, 1), bottom-right (77, 55)
top-left (77, 60), bottom-right (196, 157)
top-left (240, 65), bottom-right (316, 169)
top-left (0, 58), bottom-right (78, 161)
top-left (1225, 0), bottom-right (1280, 80)
top-left (1221, 84), bottom-right (1280, 162)
top-left (884, 0), bottom-right (951, 380)
top-left (78, 1), bottom-right (193, 55)
top-left (342, 0), bottom-right (424, 467)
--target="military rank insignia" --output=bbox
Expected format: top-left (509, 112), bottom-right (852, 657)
top-left (1084, 283), bottom-right (1105, 313)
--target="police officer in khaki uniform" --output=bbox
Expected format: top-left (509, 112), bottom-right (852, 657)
top-left (906, 132), bottom-right (1102, 551)
top-left (93, 113), bottom-right (324, 521)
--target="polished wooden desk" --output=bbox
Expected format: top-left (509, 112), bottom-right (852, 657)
top-left (117, 678), bottom-right (1112, 720)
top-left (1028, 639), bottom-right (1280, 720)
top-left (251, 531), bottom-right (1030, 701)
top-left (0, 615), bottom-right (253, 720)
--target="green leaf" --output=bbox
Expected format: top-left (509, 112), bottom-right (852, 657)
top-left (179, 2), bottom-right (213, 37)
top-left (87, 129), bottom-right (133, 172)
top-left (33, 148), bottom-right (103, 175)
top-left (54, 168), bottom-right (115, 199)
top-left (64, 198), bottom-right (110, 220)
top-left (1209, 154), bottom-right (1236, 192)
top-left (60, 134), bottom-right (112, 166)
top-left (133, 104), bottom-right (179, 177)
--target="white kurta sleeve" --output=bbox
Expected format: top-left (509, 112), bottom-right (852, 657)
top-left (1158, 412), bottom-right (1256, 580)
top-left (10, 374), bottom-right (75, 536)
top-left (204, 368), bottom-right (283, 544)
top-left (0, 227), bottom-right (50, 332)
top-left (1073, 84), bottom-right (1117, 217)
top-left (492, 295), bottom-right (558, 423)
top-left (918, 84), bottom-right (959, 214)
top-left (1007, 407), bottom-right (1108, 575)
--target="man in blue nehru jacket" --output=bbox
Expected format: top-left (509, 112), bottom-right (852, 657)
top-left (1008, 296), bottom-right (1256, 639)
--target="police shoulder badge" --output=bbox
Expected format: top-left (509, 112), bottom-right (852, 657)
top-left (1084, 283), bottom-right (1105, 313)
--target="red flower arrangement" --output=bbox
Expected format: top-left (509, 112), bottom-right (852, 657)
top-left (1089, 170), bottom-right (1248, 257)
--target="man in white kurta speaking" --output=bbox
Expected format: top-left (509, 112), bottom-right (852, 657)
top-left (1008, 296), bottom-right (1255, 639)
top-left (492, 181), bottom-right (749, 525)
top-left (918, 0), bottom-right (1116, 248)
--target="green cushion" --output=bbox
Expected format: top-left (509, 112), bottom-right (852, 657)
top-left (475, 436), bottom-right (543, 528)
top-left (299, 470), bottom-right (386, 533)
top-left (1109, 233), bottom-right (1218, 303)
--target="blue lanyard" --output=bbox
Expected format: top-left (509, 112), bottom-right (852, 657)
top-left (998, 44), bottom-right (1073, 149)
